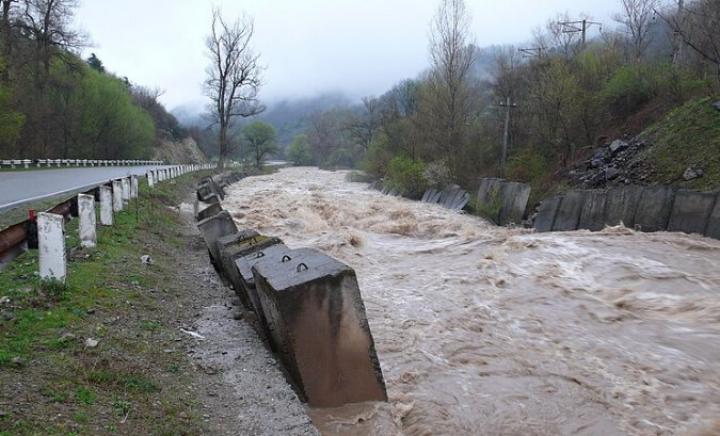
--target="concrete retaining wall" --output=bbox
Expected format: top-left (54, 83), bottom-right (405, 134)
top-left (533, 184), bottom-right (720, 240)
top-left (193, 176), bottom-right (388, 408)
top-left (474, 178), bottom-right (531, 226)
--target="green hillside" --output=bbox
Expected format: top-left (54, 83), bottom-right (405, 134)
top-left (640, 98), bottom-right (720, 191)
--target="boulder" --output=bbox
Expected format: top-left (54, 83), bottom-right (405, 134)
top-left (683, 166), bottom-right (704, 181)
top-left (252, 248), bottom-right (387, 407)
top-left (609, 139), bottom-right (628, 154)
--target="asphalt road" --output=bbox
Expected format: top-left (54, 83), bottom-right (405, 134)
top-left (0, 165), bottom-right (172, 212)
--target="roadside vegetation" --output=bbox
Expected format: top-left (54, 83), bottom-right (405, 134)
top-left (0, 172), bottom-right (212, 435)
top-left (0, 0), bottom-right (193, 160)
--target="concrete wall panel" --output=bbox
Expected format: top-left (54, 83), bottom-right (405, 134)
top-left (635, 186), bottom-right (675, 232)
top-left (552, 191), bottom-right (587, 231)
top-left (578, 191), bottom-right (607, 231)
top-left (604, 185), bottom-right (643, 228)
top-left (668, 190), bottom-right (717, 235)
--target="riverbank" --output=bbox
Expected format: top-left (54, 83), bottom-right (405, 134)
top-left (0, 171), bottom-right (315, 435)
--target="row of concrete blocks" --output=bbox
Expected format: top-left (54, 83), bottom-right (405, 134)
top-left (36, 164), bottom-right (212, 284)
top-left (421, 185), bottom-right (471, 211)
top-left (194, 191), bottom-right (388, 408)
top-left (372, 178), bottom-right (532, 224)
top-left (533, 185), bottom-right (720, 239)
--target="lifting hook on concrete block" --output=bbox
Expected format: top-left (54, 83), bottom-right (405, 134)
top-left (296, 263), bottom-right (308, 273)
top-left (282, 255), bottom-right (292, 263)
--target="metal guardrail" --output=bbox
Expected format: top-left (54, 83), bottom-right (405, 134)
top-left (0, 159), bottom-right (164, 169)
top-left (0, 163), bottom-right (214, 268)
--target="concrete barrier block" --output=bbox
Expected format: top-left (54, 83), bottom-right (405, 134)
top-left (99, 185), bottom-right (113, 226)
top-left (705, 196), bottom-right (720, 240)
top-left (196, 202), bottom-right (223, 222)
top-left (475, 178), bottom-right (504, 223)
top-left (578, 190), bottom-right (607, 231)
top-left (218, 233), bottom-right (280, 307)
top-left (197, 211), bottom-right (239, 268)
top-left (668, 190), bottom-right (717, 235)
top-left (533, 196), bottom-right (561, 232)
top-left (233, 240), bottom-right (289, 334)
top-left (552, 191), bottom-right (587, 231)
top-left (498, 182), bottom-right (531, 226)
top-left (604, 185), bottom-right (643, 228)
top-left (252, 248), bottom-right (387, 407)
top-left (214, 229), bottom-right (262, 284)
top-left (77, 194), bottom-right (97, 249)
top-left (635, 186), bottom-right (675, 232)
top-left (112, 180), bottom-right (123, 212)
top-left (38, 212), bottom-right (66, 283)
top-left (147, 171), bottom-right (155, 188)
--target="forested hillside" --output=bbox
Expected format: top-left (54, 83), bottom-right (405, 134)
top-left (288, 0), bottom-right (720, 200)
top-left (0, 0), bottom-right (198, 161)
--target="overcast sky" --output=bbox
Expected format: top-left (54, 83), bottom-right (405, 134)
top-left (76, 0), bottom-right (619, 111)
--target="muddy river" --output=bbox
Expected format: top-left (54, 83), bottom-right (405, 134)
top-left (224, 167), bottom-right (720, 436)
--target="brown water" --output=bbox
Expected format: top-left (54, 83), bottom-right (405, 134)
top-left (224, 167), bottom-right (720, 436)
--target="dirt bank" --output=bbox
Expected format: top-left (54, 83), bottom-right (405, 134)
top-left (0, 173), bottom-right (316, 435)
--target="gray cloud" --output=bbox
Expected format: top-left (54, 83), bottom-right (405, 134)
top-left (77, 0), bottom-right (618, 110)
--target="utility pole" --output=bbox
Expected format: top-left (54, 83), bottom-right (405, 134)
top-left (499, 97), bottom-right (517, 176)
top-left (559, 19), bottom-right (602, 48)
top-left (671, 0), bottom-right (685, 66)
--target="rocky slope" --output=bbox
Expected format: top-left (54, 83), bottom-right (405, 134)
top-left (568, 97), bottom-right (720, 191)
top-left (153, 137), bottom-right (208, 164)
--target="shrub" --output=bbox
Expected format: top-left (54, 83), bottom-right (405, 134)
top-left (385, 156), bottom-right (428, 199)
top-left (287, 133), bottom-right (313, 166)
top-left (602, 64), bottom-right (655, 117)
top-left (361, 133), bottom-right (393, 178)
top-left (423, 160), bottom-right (452, 189)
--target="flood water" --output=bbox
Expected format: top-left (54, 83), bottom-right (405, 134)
top-left (224, 167), bottom-right (720, 436)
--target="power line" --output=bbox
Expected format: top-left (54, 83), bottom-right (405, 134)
top-left (558, 19), bottom-right (603, 47)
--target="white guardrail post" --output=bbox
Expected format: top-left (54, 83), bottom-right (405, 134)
top-left (112, 180), bottom-right (123, 212)
top-left (38, 212), bottom-right (67, 283)
top-left (99, 185), bottom-right (113, 226)
top-left (78, 194), bottom-right (97, 249)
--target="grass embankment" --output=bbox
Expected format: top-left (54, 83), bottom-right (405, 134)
top-left (0, 171), bottom-right (213, 435)
top-left (639, 97), bottom-right (720, 191)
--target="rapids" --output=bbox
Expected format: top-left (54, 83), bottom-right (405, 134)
top-left (223, 167), bottom-right (720, 436)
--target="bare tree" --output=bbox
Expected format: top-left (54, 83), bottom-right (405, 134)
top-left (614, 0), bottom-right (658, 61)
top-left (18, 0), bottom-right (85, 79)
top-left (659, 0), bottom-right (720, 82)
top-left (1, 0), bottom-right (18, 81)
top-left (348, 96), bottom-right (381, 151)
top-left (424, 0), bottom-right (476, 177)
top-left (204, 8), bottom-right (263, 169)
